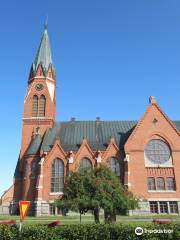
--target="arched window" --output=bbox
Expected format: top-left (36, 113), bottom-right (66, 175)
top-left (108, 157), bottom-right (120, 177)
top-left (39, 95), bottom-right (46, 117)
top-left (145, 139), bottom-right (171, 165)
top-left (51, 159), bottom-right (64, 192)
top-left (166, 177), bottom-right (175, 191)
top-left (79, 158), bottom-right (92, 171)
top-left (147, 177), bottom-right (156, 190)
top-left (156, 177), bottom-right (165, 190)
top-left (32, 95), bottom-right (38, 117)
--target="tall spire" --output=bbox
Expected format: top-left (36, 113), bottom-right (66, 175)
top-left (34, 25), bottom-right (53, 72)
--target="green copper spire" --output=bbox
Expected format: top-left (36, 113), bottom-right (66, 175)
top-left (34, 25), bottom-right (53, 72)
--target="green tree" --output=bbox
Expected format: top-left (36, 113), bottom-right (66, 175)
top-left (56, 170), bottom-right (96, 222)
top-left (56, 165), bottom-right (138, 223)
top-left (91, 166), bottom-right (138, 223)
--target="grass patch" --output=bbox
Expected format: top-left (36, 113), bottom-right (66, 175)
top-left (0, 214), bottom-right (180, 226)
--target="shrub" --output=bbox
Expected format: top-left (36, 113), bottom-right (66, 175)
top-left (0, 223), bottom-right (179, 240)
top-left (0, 225), bottom-right (18, 240)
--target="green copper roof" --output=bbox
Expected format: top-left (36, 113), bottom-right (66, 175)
top-left (41, 120), bottom-right (137, 152)
top-left (26, 134), bottom-right (42, 155)
top-left (34, 26), bottom-right (53, 72)
top-left (23, 120), bottom-right (180, 155)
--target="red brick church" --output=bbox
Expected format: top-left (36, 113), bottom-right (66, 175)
top-left (3, 26), bottom-right (180, 215)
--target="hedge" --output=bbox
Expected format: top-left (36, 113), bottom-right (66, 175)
top-left (0, 223), bottom-right (179, 240)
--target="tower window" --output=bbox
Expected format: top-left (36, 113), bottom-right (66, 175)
top-left (32, 95), bottom-right (38, 117)
top-left (35, 127), bottom-right (40, 135)
top-left (51, 159), bottom-right (64, 192)
top-left (156, 177), bottom-right (165, 190)
top-left (108, 157), bottom-right (120, 177)
top-left (39, 95), bottom-right (46, 117)
top-left (147, 177), bottom-right (156, 190)
top-left (166, 177), bottom-right (175, 191)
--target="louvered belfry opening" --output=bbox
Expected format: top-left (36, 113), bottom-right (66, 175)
top-left (32, 95), bottom-right (46, 117)
top-left (32, 95), bottom-right (38, 117)
top-left (39, 95), bottom-right (46, 117)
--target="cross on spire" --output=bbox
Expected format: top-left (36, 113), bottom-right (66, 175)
top-left (45, 16), bottom-right (48, 29)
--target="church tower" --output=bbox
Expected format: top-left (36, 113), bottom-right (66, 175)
top-left (20, 25), bottom-right (56, 158)
top-left (13, 25), bottom-right (56, 207)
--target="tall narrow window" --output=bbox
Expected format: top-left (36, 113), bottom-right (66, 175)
top-left (32, 95), bottom-right (38, 117)
top-left (108, 157), bottom-right (120, 177)
top-left (39, 95), bottom-right (46, 117)
top-left (166, 177), bottom-right (175, 191)
top-left (147, 177), bottom-right (156, 190)
top-left (51, 159), bottom-right (64, 192)
top-left (79, 158), bottom-right (92, 171)
top-left (156, 177), bottom-right (165, 190)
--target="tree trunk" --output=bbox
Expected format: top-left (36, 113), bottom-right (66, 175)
top-left (104, 211), bottom-right (116, 223)
top-left (111, 211), bottom-right (116, 222)
top-left (94, 208), bottom-right (100, 223)
top-left (104, 211), bottom-right (110, 223)
top-left (80, 212), bottom-right (82, 223)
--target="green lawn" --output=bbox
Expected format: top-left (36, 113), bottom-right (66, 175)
top-left (0, 214), bottom-right (180, 225)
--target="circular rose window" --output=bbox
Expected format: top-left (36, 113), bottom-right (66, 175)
top-left (145, 139), bottom-right (170, 164)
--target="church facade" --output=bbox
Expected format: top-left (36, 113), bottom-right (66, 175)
top-left (11, 27), bottom-right (180, 216)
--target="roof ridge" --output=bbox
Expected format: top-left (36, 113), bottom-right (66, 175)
top-left (56, 120), bottom-right (138, 123)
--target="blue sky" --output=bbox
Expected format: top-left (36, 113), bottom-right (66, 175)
top-left (1, 0), bottom-right (180, 195)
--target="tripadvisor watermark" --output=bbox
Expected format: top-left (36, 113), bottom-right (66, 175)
top-left (135, 226), bottom-right (173, 236)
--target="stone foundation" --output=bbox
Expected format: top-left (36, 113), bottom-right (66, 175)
top-left (9, 200), bottom-right (180, 216)
top-left (35, 201), bottom-right (50, 216)
top-left (0, 203), bottom-right (11, 215)
top-left (10, 201), bottom-right (50, 216)
top-left (177, 201), bottom-right (180, 213)
top-left (129, 200), bottom-right (180, 215)
top-left (10, 202), bottom-right (19, 215)
top-left (128, 201), bottom-right (150, 215)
